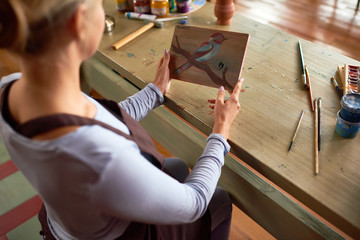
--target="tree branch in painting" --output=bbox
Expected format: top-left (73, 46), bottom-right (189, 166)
top-left (172, 35), bottom-right (233, 90)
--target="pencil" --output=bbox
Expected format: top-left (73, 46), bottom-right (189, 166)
top-left (305, 65), bottom-right (314, 112)
top-left (331, 76), bottom-right (343, 98)
top-left (298, 41), bottom-right (309, 88)
top-left (314, 99), bottom-right (319, 175)
top-left (288, 110), bottom-right (305, 151)
top-left (318, 98), bottom-right (321, 151)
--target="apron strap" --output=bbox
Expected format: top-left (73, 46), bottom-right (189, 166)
top-left (15, 112), bottom-right (134, 140)
top-left (0, 80), bottom-right (164, 168)
top-left (95, 98), bottom-right (165, 168)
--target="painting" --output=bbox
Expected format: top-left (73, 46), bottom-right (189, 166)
top-left (169, 25), bottom-right (250, 90)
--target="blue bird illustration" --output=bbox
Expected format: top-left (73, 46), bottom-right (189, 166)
top-left (173, 33), bottom-right (226, 74)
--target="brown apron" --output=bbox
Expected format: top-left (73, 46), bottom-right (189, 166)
top-left (0, 81), bottom-right (211, 240)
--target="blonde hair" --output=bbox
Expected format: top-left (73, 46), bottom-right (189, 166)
top-left (0, 0), bottom-right (94, 55)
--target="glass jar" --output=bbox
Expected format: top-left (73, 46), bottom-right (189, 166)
top-left (134, 0), bottom-right (151, 13)
top-left (151, 0), bottom-right (169, 18)
top-left (176, 0), bottom-right (191, 13)
top-left (116, 0), bottom-right (128, 12)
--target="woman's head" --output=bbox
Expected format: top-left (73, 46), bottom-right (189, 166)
top-left (0, 0), bottom-right (103, 57)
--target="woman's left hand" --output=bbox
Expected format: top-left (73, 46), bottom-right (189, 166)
top-left (153, 49), bottom-right (171, 96)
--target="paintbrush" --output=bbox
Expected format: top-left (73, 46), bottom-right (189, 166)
top-left (305, 65), bottom-right (314, 112)
top-left (314, 98), bottom-right (319, 175)
top-left (288, 110), bottom-right (305, 151)
top-left (331, 76), bottom-right (343, 98)
top-left (298, 41), bottom-right (309, 89)
top-left (318, 97), bottom-right (321, 151)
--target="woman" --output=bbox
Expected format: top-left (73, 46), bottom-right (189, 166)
top-left (0, 0), bottom-right (244, 239)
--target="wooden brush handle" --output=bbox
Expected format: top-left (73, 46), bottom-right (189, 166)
top-left (344, 64), bottom-right (349, 95)
top-left (112, 22), bottom-right (155, 50)
top-left (314, 99), bottom-right (319, 175)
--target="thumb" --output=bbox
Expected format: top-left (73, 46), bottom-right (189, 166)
top-left (164, 48), bottom-right (170, 64)
top-left (216, 86), bottom-right (225, 103)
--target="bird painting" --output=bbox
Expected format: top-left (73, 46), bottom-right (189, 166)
top-left (173, 33), bottom-right (226, 74)
top-left (169, 25), bottom-right (250, 89)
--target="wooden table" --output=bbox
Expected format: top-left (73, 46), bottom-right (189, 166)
top-left (84, 1), bottom-right (360, 239)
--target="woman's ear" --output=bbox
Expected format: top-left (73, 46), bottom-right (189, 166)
top-left (66, 4), bottom-right (87, 40)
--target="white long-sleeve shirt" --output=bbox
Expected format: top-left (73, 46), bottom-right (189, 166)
top-left (0, 73), bottom-right (230, 240)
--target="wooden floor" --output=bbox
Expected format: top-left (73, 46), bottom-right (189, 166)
top-left (234, 0), bottom-right (360, 61)
top-left (1, 0), bottom-right (359, 239)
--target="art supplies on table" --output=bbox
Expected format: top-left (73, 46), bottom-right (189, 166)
top-left (176, 0), bottom-right (191, 13)
top-left (169, 25), bottom-right (250, 90)
top-left (168, 0), bottom-right (206, 16)
top-left (288, 110), bottom-right (305, 151)
top-left (298, 41), bottom-right (315, 112)
top-left (298, 41), bottom-right (309, 89)
top-left (305, 65), bottom-right (314, 112)
top-left (116, 0), bottom-right (129, 12)
top-left (335, 93), bottom-right (360, 138)
top-left (169, 0), bottom-right (176, 12)
top-left (314, 99), bottom-right (319, 175)
top-left (331, 76), bottom-right (343, 98)
top-left (125, 12), bottom-right (188, 23)
top-left (336, 110), bottom-right (360, 139)
top-left (318, 98), bottom-right (321, 151)
top-left (125, 12), bottom-right (157, 20)
top-left (151, 0), bottom-right (170, 17)
top-left (344, 65), bottom-right (360, 94)
top-left (333, 64), bottom-right (360, 138)
top-left (337, 64), bottom-right (360, 95)
top-left (112, 21), bottom-right (164, 50)
top-left (340, 93), bottom-right (360, 122)
top-left (133, 0), bottom-right (151, 14)
top-left (121, 0), bottom-right (206, 18)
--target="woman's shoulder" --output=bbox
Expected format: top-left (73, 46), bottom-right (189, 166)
top-left (64, 124), bottom-right (139, 155)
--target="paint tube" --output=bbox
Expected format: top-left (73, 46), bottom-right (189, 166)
top-left (125, 12), bottom-right (157, 21)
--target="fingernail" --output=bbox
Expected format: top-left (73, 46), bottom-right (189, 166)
top-left (164, 48), bottom-right (169, 55)
top-left (219, 86), bottom-right (224, 92)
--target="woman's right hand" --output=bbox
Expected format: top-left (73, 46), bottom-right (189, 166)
top-left (211, 78), bottom-right (244, 140)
